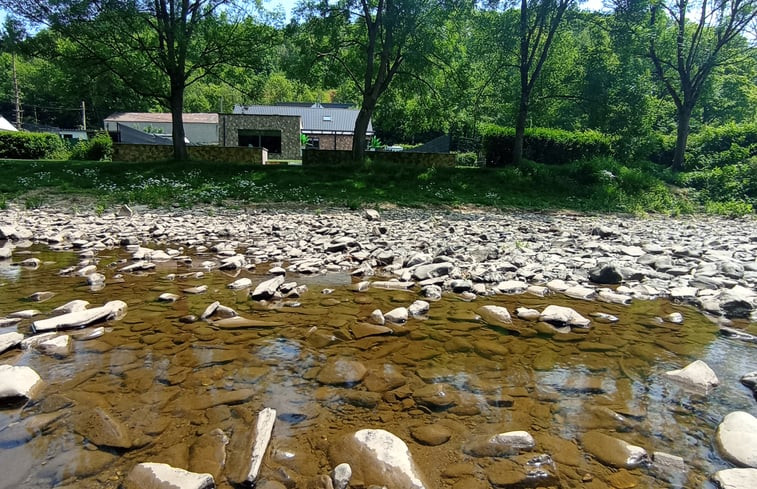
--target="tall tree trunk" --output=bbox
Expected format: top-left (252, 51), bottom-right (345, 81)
top-left (512, 94), bottom-right (529, 166)
top-left (170, 83), bottom-right (188, 161)
top-left (12, 53), bottom-right (21, 130)
top-left (352, 100), bottom-right (375, 163)
top-left (671, 104), bottom-right (692, 171)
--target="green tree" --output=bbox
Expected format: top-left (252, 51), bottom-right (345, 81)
top-left (6, 0), bottom-right (276, 160)
top-left (0, 17), bottom-right (26, 129)
top-left (642, 0), bottom-right (757, 170)
top-left (299, 0), bottom-right (452, 161)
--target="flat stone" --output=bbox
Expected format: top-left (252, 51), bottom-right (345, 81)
top-left (72, 407), bottom-right (132, 449)
top-left (317, 359), bottom-right (367, 385)
top-left (581, 431), bottom-right (649, 468)
top-left (0, 332), bottom-right (23, 354)
top-left (476, 305), bottom-right (512, 326)
top-left (712, 468), bottom-right (757, 489)
top-left (540, 305), bottom-right (590, 328)
top-left (413, 383), bottom-right (460, 409)
top-left (32, 300), bottom-right (127, 333)
top-left (716, 411), bottom-right (757, 468)
top-left (463, 431), bottom-right (535, 457)
top-left (124, 462), bottom-right (214, 489)
top-left (37, 335), bottom-right (72, 357)
top-left (410, 424), bottom-right (452, 446)
top-left (351, 322), bottom-right (392, 339)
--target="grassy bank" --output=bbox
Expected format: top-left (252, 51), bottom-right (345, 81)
top-left (0, 157), bottom-right (752, 216)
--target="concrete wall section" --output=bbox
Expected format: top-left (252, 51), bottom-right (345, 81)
top-left (219, 114), bottom-right (301, 160)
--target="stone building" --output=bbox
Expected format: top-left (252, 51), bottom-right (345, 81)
top-left (233, 103), bottom-right (373, 153)
top-left (219, 114), bottom-right (301, 160)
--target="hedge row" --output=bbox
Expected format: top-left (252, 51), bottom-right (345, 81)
top-left (0, 131), bottom-right (68, 159)
top-left (481, 124), bottom-right (615, 166)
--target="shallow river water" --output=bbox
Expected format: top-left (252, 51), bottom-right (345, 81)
top-left (0, 245), bottom-right (755, 489)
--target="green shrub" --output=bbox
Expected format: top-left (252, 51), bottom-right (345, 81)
top-left (678, 158), bottom-right (757, 207)
top-left (454, 152), bottom-right (478, 167)
top-left (0, 131), bottom-right (68, 159)
top-left (69, 132), bottom-right (113, 161)
top-left (480, 124), bottom-right (615, 166)
top-left (704, 200), bottom-right (754, 217)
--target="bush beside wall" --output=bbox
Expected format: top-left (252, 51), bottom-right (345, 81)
top-left (302, 149), bottom-right (455, 167)
top-left (481, 124), bottom-right (615, 166)
top-left (0, 131), bottom-right (68, 160)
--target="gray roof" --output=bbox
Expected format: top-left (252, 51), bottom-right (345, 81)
top-left (233, 105), bottom-right (373, 135)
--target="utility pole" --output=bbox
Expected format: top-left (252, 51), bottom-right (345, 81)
top-left (12, 53), bottom-right (22, 129)
top-left (81, 101), bottom-right (87, 130)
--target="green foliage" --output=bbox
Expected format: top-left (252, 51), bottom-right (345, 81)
top-left (369, 136), bottom-right (383, 150)
top-left (677, 158), bottom-right (757, 206)
top-left (454, 152), bottom-right (478, 167)
top-left (481, 124), bottom-right (615, 166)
top-left (0, 131), bottom-right (68, 159)
top-left (300, 133), bottom-right (309, 147)
top-left (69, 132), bottom-right (113, 161)
top-left (703, 200), bottom-right (754, 217)
top-left (685, 123), bottom-right (757, 168)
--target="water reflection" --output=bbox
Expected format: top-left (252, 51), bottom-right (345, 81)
top-left (0, 245), bottom-right (754, 488)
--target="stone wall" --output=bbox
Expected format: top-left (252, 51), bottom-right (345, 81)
top-left (302, 149), bottom-right (455, 167)
top-left (309, 134), bottom-right (354, 151)
top-left (219, 114), bottom-right (301, 160)
top-left (113, 144), bottom-right (267, 164)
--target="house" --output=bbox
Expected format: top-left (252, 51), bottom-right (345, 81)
top-left (0, 115), bottom-right (18, 132)
top-left (103, 113), bottom-right (219, 145)
top-left (233, 104), bottom-right (373, 152)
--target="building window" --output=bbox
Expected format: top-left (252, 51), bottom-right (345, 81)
top-left (238, 129), bottom-right (281, 154)
top-left (307, 137), bottom-right (319, 149)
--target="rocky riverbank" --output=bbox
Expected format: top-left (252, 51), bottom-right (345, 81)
top-left (0, 203), bottom-right (756, 489)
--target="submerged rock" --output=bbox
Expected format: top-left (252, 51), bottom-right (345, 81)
top-left (463, 431), bottom-right (535, 457)
top-left (329, 429), bottom-right (429, 489)
top-left (124, 462), bottom-right (214, 489)
top-left (581, 431), bottom-right (649, 469)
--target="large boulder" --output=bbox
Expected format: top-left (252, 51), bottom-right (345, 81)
top-left (716, 411), bottom-right (757, 468)
top-left (539, 305), bottom-right (590, 328)
top-left (589, 264), bottom-right (623, 284)
top-left (329, 429), bottom-right (429, 489)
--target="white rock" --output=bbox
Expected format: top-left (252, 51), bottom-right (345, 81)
top-left (526, 285), bottom-right (550, 297)
top-left (32, 300), bottom-right (127, 333)
top-left (370, 309), bottom-right (385, 325)
top-left (665, 312), bottom-right (684, 324)
top-left (228, 278), bottom-right (253, 290)
top-left (546, 279), bottom-right (570, 292)
top-left (598, 290), bottom-right (632, 305)
top-left (250, 275), bottom-right (285, 300)
top-left (332, 462), bottom-right (352, 489)
top-left (670, 287), bottom-right (699, 301)
top-left (515, 307), bottom-right (540, 321)
top-left (77, 264), bottom-right (97, 276)
top-left (0, 365), bottom-right (42, 400)
top-left (463, 431), bottom-right (535, 457)
top-left (540, 305), bottom-right (590, 328)
top-left (716, 411), bottom-right (757, 468)
top-left (664, 360), bottom-right (719, 391)
top-left (495, 280), bottom-right (528, 294)
top-left (37, 335), bottom-right (72, 357)
top-left (563, 285), bottom-right (597, 300)
top-left (329, 429), bottom-right (428, 489)
top-left (0, 332), bottom-right (23, 354)
top-left (50, 300), bottom-right (90, 317)
top-left (125, 462), bottom-right (214, 489)
top-left (385, 307), bottom-right (409, 324)
top-left (158, 293), bottom-right (180, 302)
top-left (476, 305), bottom-right (512, 326)
top-left (20, 332), bottom-right (56, 349)
top-left (408, 300), bottom-right (430, 317)
top-left (713, 468), bottom-right (757, 489)
top-left (86, 273), bottom-right (106, 285)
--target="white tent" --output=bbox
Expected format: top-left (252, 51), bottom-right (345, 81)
top-left (0, 116), bottom-right (18, 132)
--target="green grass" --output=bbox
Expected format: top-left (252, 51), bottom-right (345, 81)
top-left (0, 157), bottom-right (750, 216)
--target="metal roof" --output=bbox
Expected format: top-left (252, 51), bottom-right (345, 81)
top-left (0, 115), bottom-right (18, 131)
top-left (104, 112), bottom-right (219, 124)
top-left (233, 105), bottom-right (373, 135)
